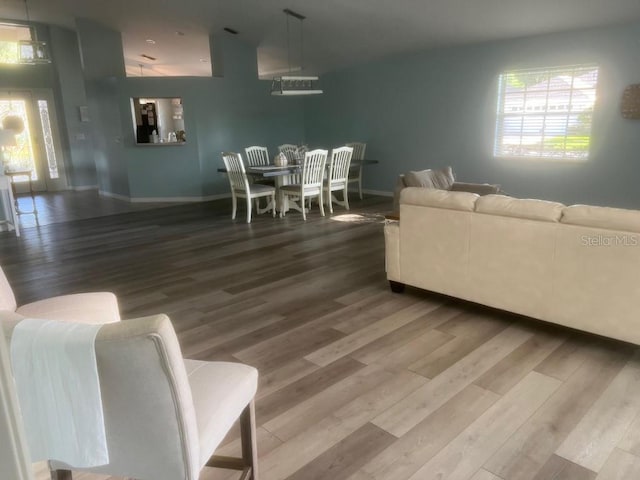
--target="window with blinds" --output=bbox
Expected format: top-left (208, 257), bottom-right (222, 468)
top-left (494, 64), bottom-right (599, 160)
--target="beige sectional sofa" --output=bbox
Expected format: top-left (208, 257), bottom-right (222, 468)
top-left (385, 187), bottom-right (640, 345)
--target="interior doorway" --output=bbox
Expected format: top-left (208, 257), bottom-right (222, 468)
top-left (0, 90), bottom-right (68, 193)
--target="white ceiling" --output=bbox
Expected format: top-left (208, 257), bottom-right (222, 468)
top-left (2, 0), bottom-right (640, 77)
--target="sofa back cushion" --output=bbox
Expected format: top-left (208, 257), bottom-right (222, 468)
top-left (404, 167), bottom-right (455, 190)
top-left (552, 222), bottom-right (640, 344)
top-left (399, 201), bottom-right (473, 299)
top-left (561, 205), bottom-right (640, 233)
top-left (401, 188), bottom-right (478, 211)
top-left (467, 212), bottom-right (558, 321)
top-left (475, 195), bottom-right (564, 222)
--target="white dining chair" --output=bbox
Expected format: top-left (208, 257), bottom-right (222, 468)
top-left (277, 144), bottom-right (302, 184)
top-left (222, 152), bottom-right (276, 224)
top-left (279, 149), bottom-right (328, 221)
top-left (324, 146), bottom-right (353, 213)
top-left (245, 145), bottom-right (276, 211)
top-left (244, 146), bottom-right (270, 166)
top-left (346, 142), bottom-right (367, 199)
top-left (278, 144), bottom-right (298, 164)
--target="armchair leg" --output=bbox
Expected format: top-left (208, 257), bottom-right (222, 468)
top-left (389, 281), bottom-right (405, 293)
top-left (50, 469), bottom-right (72, 480)
top-left (240, 400), bottom-right (259, 480)
top-left (207, 399), bottom-right (259, 479)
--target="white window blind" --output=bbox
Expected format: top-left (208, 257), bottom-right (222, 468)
top-left (494, 64), bottom-right (599, 160)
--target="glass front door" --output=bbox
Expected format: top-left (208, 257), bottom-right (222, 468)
top-left (0, 90), bottom-right (67, 192)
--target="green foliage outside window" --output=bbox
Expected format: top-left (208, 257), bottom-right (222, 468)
top-left (0, 41), bottom-right (19, 64)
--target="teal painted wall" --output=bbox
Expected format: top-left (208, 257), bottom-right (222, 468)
top-left (304, 22), bottom-right (640, 209)
top-left (76, 18), bottom-right (130, 196)
top-left (48, 25), bottom-right (97, 187)
top-left (118, 71), bottom-right (305, 199)
top-left (75, 22), bottom-right (305, 199)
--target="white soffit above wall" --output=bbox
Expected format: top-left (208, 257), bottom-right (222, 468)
top-left (121, 28), bottom-right (212, 78)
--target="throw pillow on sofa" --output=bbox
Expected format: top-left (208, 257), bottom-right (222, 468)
top-left (404, 167), bottom-right (455, 190)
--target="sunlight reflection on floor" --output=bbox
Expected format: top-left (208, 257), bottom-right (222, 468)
top-left (330, 212), bottom-right (385, 224)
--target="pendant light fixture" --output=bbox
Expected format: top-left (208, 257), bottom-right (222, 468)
top-left (18, 0), bottom-right (51, 65)
top-left (271, 9), bottom-right (322, 96)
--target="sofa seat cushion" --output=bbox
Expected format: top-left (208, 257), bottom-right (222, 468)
top-left (404, 167), bottom-right (454, 190)
top-left (476, 195), bottom-right (564, 222)
top-left (561, 205), bottom-right (640, 233)
top-left (184, 359), bottom-right (258, 469)
top-left (401, 187), bottom-right (478, 211)
top-left (16, 292), bottom-right (120, 324)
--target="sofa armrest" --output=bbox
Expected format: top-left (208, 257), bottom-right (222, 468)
top-left (450, 182), bottom-right (501, 196)
top-left (384, 221), bottom-right (401, 281)
top-left (392, 175), bottom-right (407, 213)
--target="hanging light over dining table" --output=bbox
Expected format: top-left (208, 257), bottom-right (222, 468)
top-left (271, 8), bottom-right (323, 96)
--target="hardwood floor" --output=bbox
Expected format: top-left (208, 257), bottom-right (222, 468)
top-left (4, 193), bottom-right (640, 480)
top-left (12, 190), bottom-right (177, 229)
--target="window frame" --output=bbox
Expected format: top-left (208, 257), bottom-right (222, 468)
top-left (0, 23), bottom-right (34, 65)
top-left (493, 63), bottom-right (599, 162)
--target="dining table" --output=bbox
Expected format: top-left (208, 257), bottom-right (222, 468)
top-left (218, 159), bottom-right (379, 213)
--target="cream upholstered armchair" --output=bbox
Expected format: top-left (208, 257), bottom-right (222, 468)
top-left (0, 266), bottom-right (120, 324)
top-left (3, 314), bottom-right (259, 480)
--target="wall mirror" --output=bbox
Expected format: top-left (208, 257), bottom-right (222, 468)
top-left (131, 97), bottom-right (185, 145)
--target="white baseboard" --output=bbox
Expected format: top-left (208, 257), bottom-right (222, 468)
top-left (363, 189), bottom-right (393, 197)
top-left (129, 193), bottom-right (231, 203)
top-left (71, 185), bottom-right (98, 191)
top-left (98, 190), bottom-right (232, 204)
top-left (98, 190), bottom-right (131, 202)
top-left (98, 188), bottom-right (389, 203)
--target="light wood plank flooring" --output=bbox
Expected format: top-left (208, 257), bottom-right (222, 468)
top-left (12, 190), bottom-right (177, 229)
top-left (3, 193), bottom-right (640, 480)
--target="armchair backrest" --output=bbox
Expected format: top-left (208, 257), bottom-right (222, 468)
top-left (0, 266), bottom-right (17, 312)
top-left (9, 315), bottom-right (201, 480)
